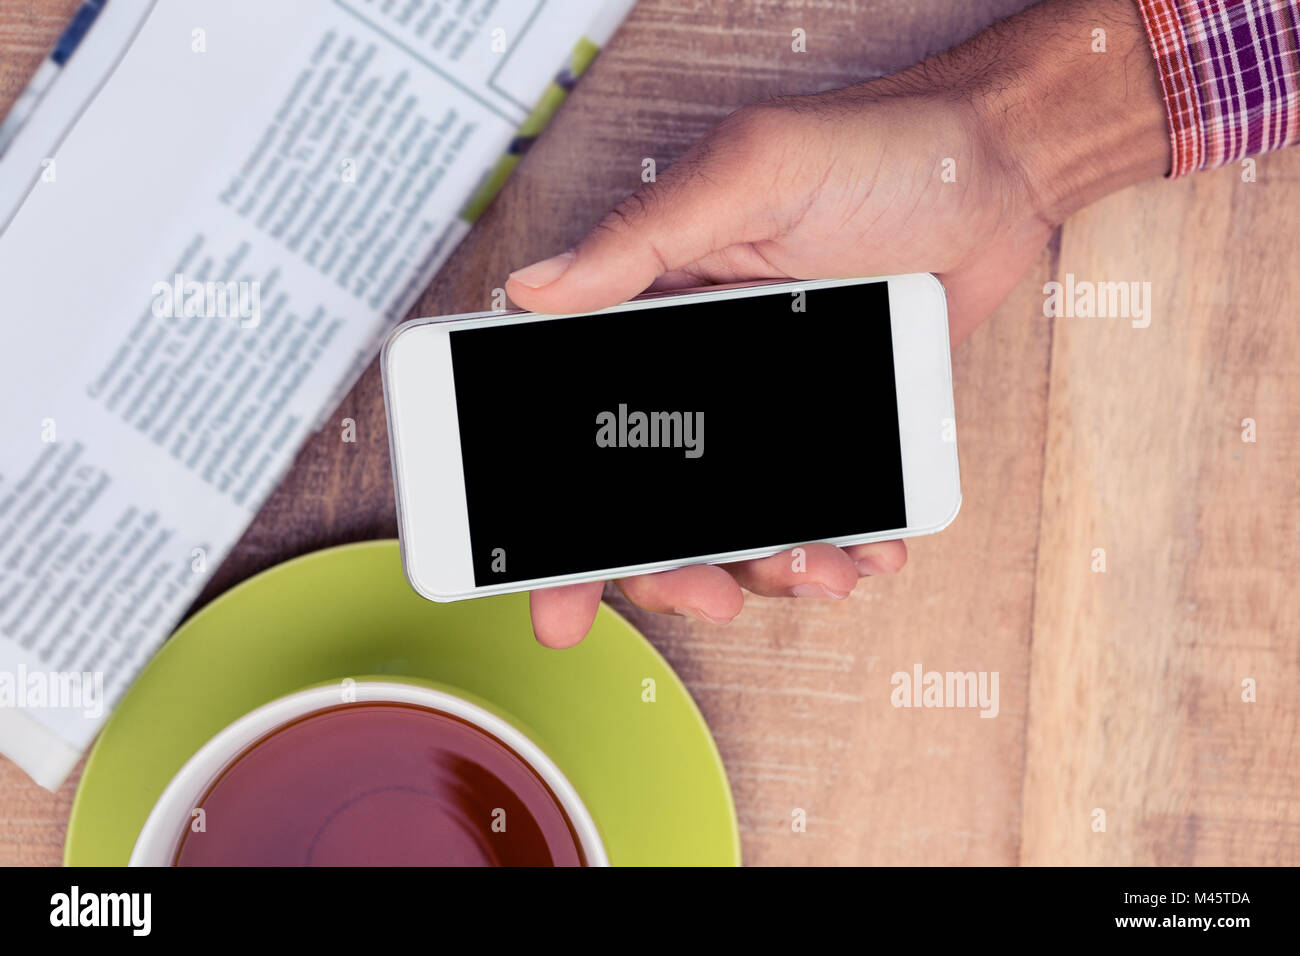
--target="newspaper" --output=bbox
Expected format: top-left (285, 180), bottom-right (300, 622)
top-left (0, 0), bottom-right (634, 789)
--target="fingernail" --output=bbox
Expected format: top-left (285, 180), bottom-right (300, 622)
top-left (508, 251), bottom-right (575, 288)
top-left (672, 605), bottom-right (730, 624)
top-left (790, 583), bottom-right (850, 600)
top-left (856, 558), bottom-right (881, 576)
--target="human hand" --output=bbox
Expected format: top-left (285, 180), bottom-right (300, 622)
top-left (506, 0), bottom-right (1170, 648)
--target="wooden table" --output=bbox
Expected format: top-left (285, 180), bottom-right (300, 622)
top-left (2, 0), bottom-right (1297, 866)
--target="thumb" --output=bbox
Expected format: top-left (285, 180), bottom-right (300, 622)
top-left (505, 121), bottom-right (765, 314)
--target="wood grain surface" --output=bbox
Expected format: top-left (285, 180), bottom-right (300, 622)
top-left (1, 0), bottom-right (1296, 866)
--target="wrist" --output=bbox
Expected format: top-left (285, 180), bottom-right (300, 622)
top-left (944, 0), bottom-right (1172, 225)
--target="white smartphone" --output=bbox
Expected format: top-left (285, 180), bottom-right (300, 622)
top-left (382, 274), bottom-right (961, 602)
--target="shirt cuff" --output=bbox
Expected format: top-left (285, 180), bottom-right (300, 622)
top-left (1134, 0), bottom-right (1300, 177)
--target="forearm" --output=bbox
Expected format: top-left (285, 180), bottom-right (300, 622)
top-left (897, 0), bottom-right (1171, 226)
top-left (988, 0), bottom-right (1169, 222)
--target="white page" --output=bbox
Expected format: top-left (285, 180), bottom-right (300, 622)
top-left (0, 0), bottom-right (633, 789)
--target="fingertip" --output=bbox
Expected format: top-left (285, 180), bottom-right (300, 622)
top-left (502, 276), bottom-right (545, 313)
top-left (707, 566), bottom-right (747, 621)
top-left (618, 563), bottom-right (744, 624)
top-left (698, 578), bottom-right (745, 624)
top-left (724, 542), bottom-right (858, 599)
top-left (504, 275), bottom-right (568, 315)
top-left (505, 250), bottom-right (580, 313)
top-left (506, 258), bottom-right (654, 316)
top-left (507, 251), bottom-right (575, 290)
top-left (529, 581), bottom-right (604, 649)
top-left (844, 539), bottom-right (908, 576)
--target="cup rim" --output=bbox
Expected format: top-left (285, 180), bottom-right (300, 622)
top-left (128, 679), bottom-right (609, 866)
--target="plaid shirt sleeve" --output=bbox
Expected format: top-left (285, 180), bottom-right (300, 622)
top-left (1135, 0), bottom-right (1300, 176)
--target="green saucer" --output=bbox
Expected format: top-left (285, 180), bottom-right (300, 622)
top-left (64, 541), bottom-right (740, 865)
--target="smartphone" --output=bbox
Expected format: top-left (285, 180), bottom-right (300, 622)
top-left (382, 274), bottom-right (960, 602)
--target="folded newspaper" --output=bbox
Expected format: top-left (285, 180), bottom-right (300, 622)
top-left (0, 0), bottom-right (634, 790)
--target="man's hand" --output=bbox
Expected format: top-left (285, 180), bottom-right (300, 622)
top-left (506, 0), bottom-right (1170, 648)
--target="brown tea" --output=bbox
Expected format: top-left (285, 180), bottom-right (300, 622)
top-left (172, 701), bottom-right (587, 866)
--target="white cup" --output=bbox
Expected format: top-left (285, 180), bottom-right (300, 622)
top-left (129, 679), bottom-right (607, 866)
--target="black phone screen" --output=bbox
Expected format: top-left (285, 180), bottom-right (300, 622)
top-left (448, 281), bottom-right (907, 586)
